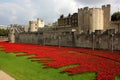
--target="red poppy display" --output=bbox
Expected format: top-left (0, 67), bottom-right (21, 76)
top-left (0, 42), bottom-right (120, 80)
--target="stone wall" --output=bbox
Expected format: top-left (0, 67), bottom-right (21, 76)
top-left (15, 32), bottom-right (43, 44)
top-left (15, 31), bottom-right (120, 51)
top-left (0, 36), bottom-right (8, 41)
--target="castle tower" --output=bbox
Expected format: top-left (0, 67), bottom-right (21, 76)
top-left (29, 21), bottom-right (38, 32)
top-left (28, 18), bottom-right (45, 32)
top-left (78, 7), bottom-right (90, 33)
top-left (78, 8), bottom-right (83, 33)
top-left (83, 7), bottom-right (90, 33)
top-left (9, 25), bottom-right (15, 43)
top-left (78, 4), bottom-right (111, 33)
top-left (102, 4), bottom-right (111, 30)
top-left (89, 8), bottom-right (104, 32)
top-left (37, 18), bottom-right (45, 28)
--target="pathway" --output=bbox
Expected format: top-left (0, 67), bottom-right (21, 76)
top-left (0, 70), bottom-right (15, 80)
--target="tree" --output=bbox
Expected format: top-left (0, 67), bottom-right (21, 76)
top-left (0, 29), bottom-right (9, 36)
top-left (111, 12), bottom-right (120, 21)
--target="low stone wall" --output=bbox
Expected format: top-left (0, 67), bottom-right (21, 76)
top-left (0, 36), bottom-right (8, 41)
top-left (15, 31), bottom-right (120, 51)
top-left (15, 32), bottom-right (43, 44)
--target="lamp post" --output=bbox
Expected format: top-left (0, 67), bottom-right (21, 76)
top-left (111, 33), bottom-right (114, 51)
top-left (58, 36), bottom-right (61, 48)
top-left (118, 23), bottom-right (120, 33)
top-left (43, 36), bottom-right (45, 46)
top-left (71, 29), bottom-right (76, 47)
top-left (92, 33), bottom-right (95, 50)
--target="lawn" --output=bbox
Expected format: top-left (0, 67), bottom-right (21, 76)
top-left (0, 51), bottom-right (96, 80)
top-left (0, 42), bottom-right (120, 80)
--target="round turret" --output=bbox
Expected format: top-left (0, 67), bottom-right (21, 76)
top-left (9, 26), bottom-right (15, 43)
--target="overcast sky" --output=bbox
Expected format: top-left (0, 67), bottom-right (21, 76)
top-left (0, 0), bottom-right (120, 25)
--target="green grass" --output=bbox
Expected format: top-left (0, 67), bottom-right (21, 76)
top-left (0, 51), bottom-right (120, 80)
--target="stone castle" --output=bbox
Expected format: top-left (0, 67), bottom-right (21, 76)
top-left (29, 18), bottom-right (45, 32)
top-left (57, 4), bottom-right (112, 33)
top-left (78, 4), bottom-right (111, 33)
top-left (9, 4), bottom-right (120, 51)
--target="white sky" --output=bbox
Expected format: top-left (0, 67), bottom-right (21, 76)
top-left (0, 0), bottom-right (119, 25)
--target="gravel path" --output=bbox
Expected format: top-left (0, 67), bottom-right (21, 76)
top-left (0, 70), bottom-right (15, 80)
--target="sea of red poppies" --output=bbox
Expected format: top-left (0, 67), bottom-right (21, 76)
top-left (0, 41), bottom-right (120, 80)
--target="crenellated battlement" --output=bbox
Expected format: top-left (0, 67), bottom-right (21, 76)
top-left (102, 4), bottom-right (111, 9)
top-left (78, 4), bottom-right (111, 33)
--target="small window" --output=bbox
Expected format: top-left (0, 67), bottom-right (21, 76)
top-left (90, 14), bottom-right (92, 16)
top-left (35, 24), bottom-right (37, 26)
top-left (35, 27), bottom-right (37, 29)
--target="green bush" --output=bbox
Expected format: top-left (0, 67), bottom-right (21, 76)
top-left (0, 29), bottom-right (9, 36)
top-left (111, 12), bottom-right (120, 21)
